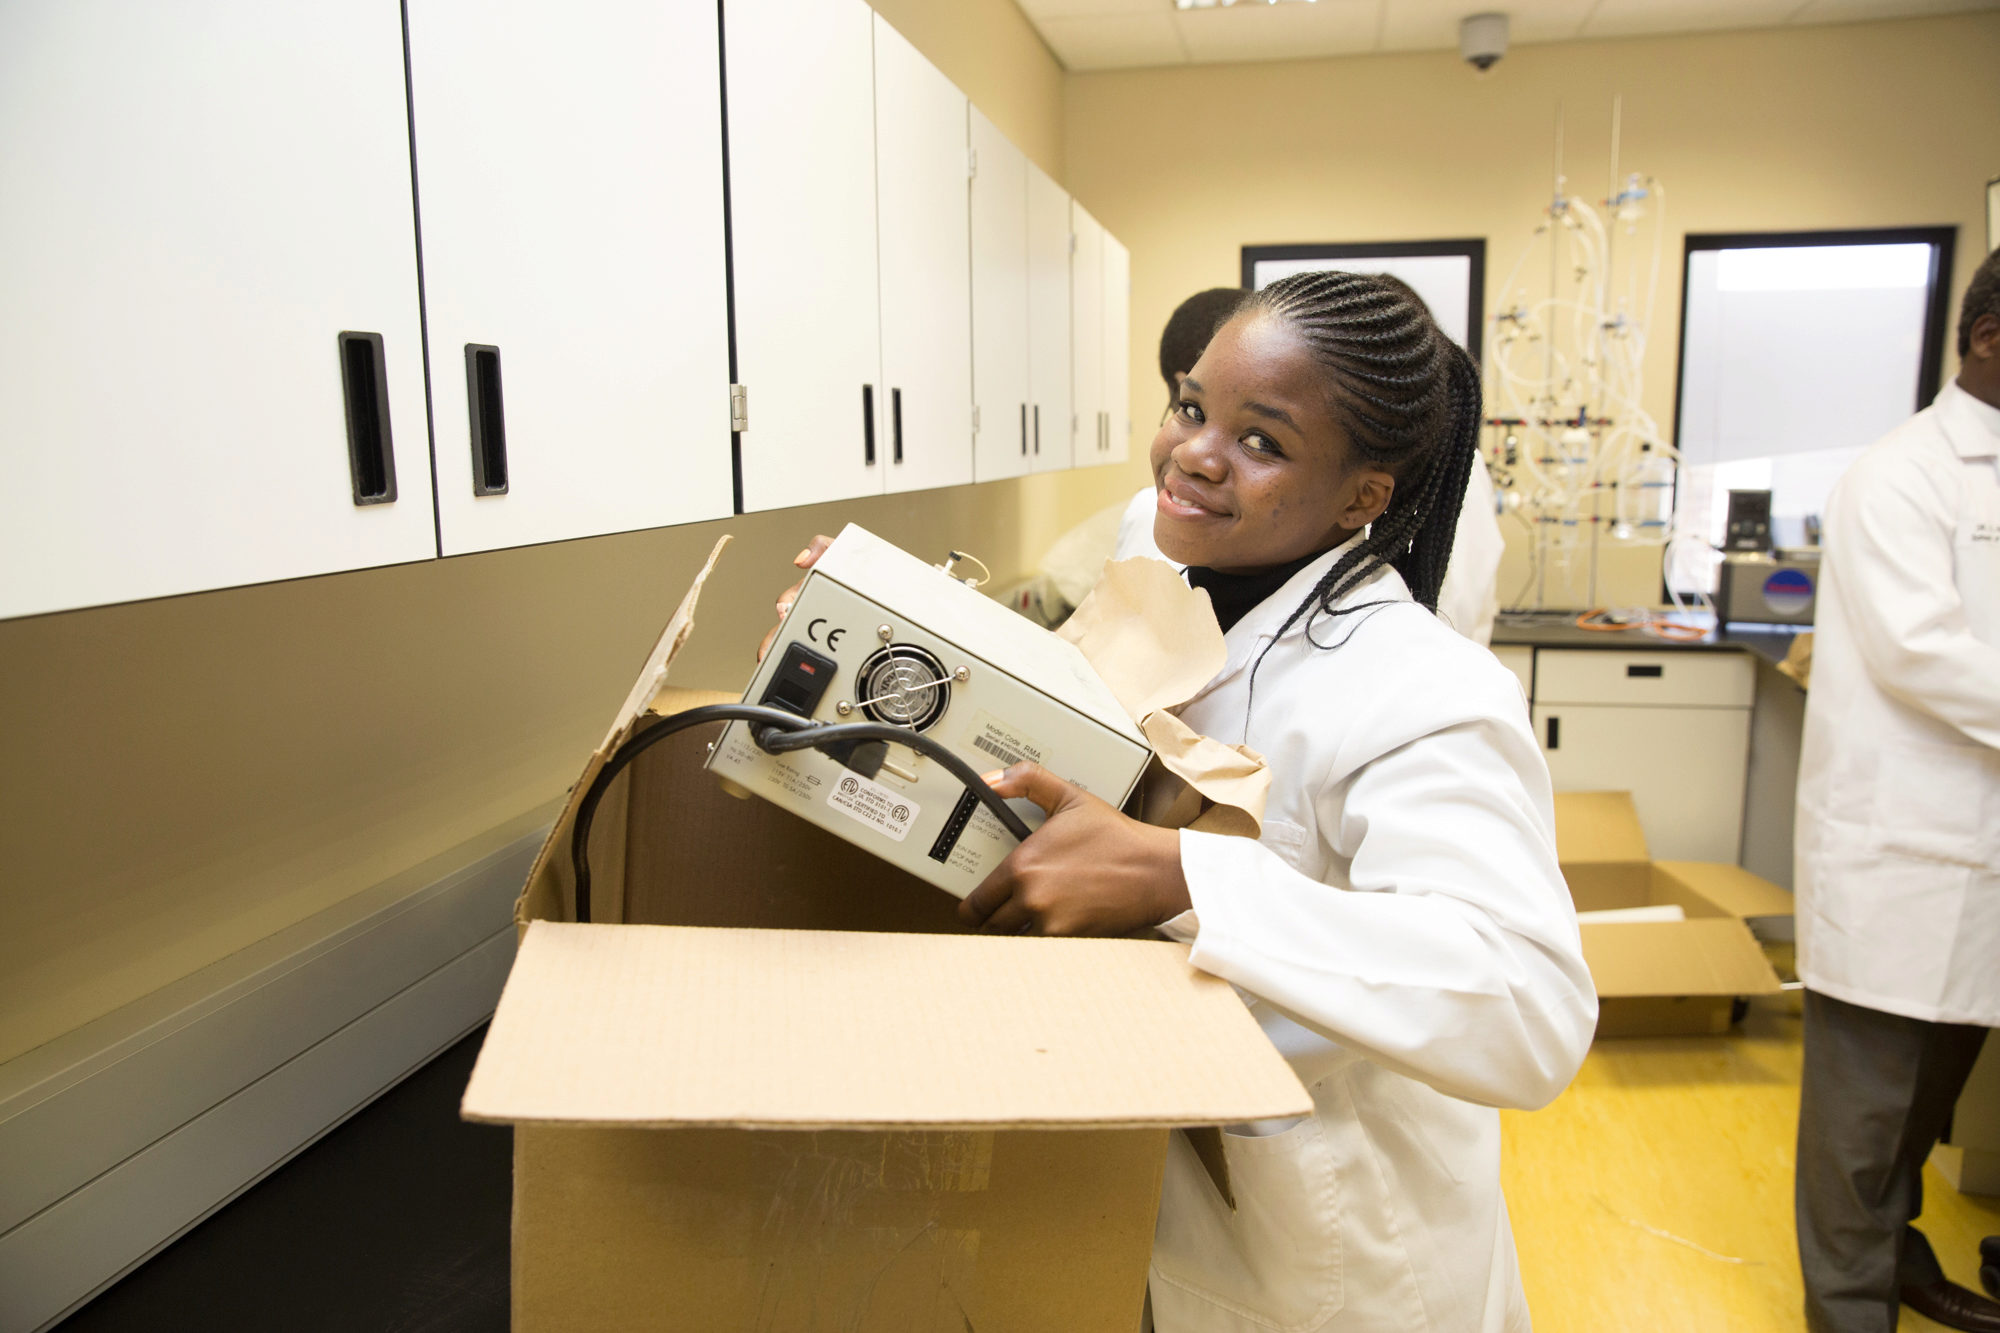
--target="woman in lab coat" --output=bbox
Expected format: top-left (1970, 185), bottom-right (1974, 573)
top-left (963, 272), bottom-right (1597, 1331)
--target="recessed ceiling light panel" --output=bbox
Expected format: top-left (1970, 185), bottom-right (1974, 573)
top-left (1174, 0), bottom-right (1318, 9)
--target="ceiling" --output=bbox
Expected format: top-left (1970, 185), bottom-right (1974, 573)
top-left (1016, 0), bottom-right (2000, 71)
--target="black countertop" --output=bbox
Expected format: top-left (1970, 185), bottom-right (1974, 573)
top-left (1492, 613), bottom-right (1799, 669)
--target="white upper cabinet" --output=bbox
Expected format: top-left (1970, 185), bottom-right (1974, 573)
top-left (407, 0), bottom-right (732, 555)
top-left (0, 0), bottom-right (435, 618)
top-left (873, 17), bottom-right (974, 497)
top-left (1026, 165), bottom-right (1074, 474)
top-left (969, 111), bottom-right (1032, 483)
top-left (1099, 232), bottom-right (1133, 466)
top-left (1070, 202), bottom-right (1107, 467)
top-left (726, 0), bottom-right (883, 512)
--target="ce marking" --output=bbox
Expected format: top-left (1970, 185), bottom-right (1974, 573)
top-left (806, 618), bottom-right (846, 651)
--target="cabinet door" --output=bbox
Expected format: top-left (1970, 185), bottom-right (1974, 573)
top-left (1533, 703), bottom-right (1751, 863)
top-left (1026, 164), bottom-right (1073, 474)
top-left (0, 0), bottom-right (434, 618)
top-left (408, 0), bottom-right (732, 555)
top-left (969, 110), bottom-right (1031, 483)
top-left (727, 0), bottom-right (882, 511)
top-left (874, 16), bottom-right (972, 497)
top-left (1097, 231), bottom-right (1133, 465)
top-left (1070, 203), bottom-right (1106, 468)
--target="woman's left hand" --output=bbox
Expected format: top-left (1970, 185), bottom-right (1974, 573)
top-left (960, 763), bottom-right (1192, 936)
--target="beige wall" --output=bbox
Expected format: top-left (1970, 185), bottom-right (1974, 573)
top-left (1065, 13), bottom-right (2000, 610)
top-left (0, 0), bottom-right (1155, 1066)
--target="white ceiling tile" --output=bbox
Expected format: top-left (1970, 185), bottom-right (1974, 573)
top-left (1021, 0), bottom-right (2000, 70)
top-left (1581, 0), bottom-right (1805, 38)
top-left (1015, 0), bottom-right (1178, 19)
top-left (1036, 12), bottom-right (1190, 69)
top-left (1174, 1), bottom-right (1384, 64)
top-left (1377, 0), bottom-right (1598, 52)
top-left (1790, 0), bottom-right (2000, 21)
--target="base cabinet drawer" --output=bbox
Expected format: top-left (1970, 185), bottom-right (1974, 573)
top-left (1535, 649), bottom-right (1754, 708)
top-left (1534, 703), bottom-right (1750, 863)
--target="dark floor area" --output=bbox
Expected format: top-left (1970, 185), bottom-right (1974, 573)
top-left (56, 1027), bottom-right (510, 1333)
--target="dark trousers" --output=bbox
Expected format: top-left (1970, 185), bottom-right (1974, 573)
top-left (1796, 988), bottom-right (1991, 1333)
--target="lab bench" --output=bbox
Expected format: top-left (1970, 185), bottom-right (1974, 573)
top-left (1492, 615), bottom-right (1805, 881)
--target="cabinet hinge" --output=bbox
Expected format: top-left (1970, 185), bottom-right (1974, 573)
top-left (971, 403), bottom-right (981, 434)
top-left (730, 383), bottom-right (748, 432)
top-left (967, 147), bottom-right (978, 180)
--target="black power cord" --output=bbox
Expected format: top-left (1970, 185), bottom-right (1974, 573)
top-left (569, 702), bottom-right (1034, 922)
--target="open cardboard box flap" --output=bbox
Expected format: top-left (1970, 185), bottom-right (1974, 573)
top-left (1553, 790), bottom-right (1651, 864)
top-left (1579, 918), bottom-right (1783, 998)
top-left (1554, 791), bottom-right (1788, 1034)
top-left (1655, 860), bottom-right (1798, 920)
top-left (465, 922), bottom-right (1310, 1131)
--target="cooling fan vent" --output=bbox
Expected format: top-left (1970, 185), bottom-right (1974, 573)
top-left (855, 644), bottom-right (951, 731)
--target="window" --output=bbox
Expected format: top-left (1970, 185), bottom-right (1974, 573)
top-left (1668, 227), bottom-right (1955, 594)
top-left (1241, 240), bottom-right (1485, 358)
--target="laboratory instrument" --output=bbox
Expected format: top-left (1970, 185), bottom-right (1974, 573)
top-left (1484, 99), bottom-right (1705, 617)
top-left (707, 524), bottom-right (1152, 899)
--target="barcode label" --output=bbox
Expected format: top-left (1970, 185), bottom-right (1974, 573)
top-left (972, 733), bottom-right (1028, 767)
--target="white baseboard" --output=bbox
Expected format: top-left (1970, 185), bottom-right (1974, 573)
top-left (0, 811), bottom-right (553, 1333)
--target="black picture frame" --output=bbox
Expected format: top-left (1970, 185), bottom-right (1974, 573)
top-left (1240, 239), bottom-right (1487, 363)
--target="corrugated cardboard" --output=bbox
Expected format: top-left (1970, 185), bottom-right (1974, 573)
top-left (476, 538), bottom-right (1310, 1331)
top-left (465, 924), bottom-right (1304, 1132)
top-left (1556, 791), bottom-right (1788, 1037)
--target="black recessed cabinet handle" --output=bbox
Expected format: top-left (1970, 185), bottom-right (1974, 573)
top-left (1020, 402), bottom-right (1027, 456)
top-left (1627, 663), bottom-right (1664, 678)
top-left (862, 385), bottom-right (876, 465)
top-left (464, 344), bottom-right (508, 495)
top-left (891, 387), bottom-right (904, 465)
top-left (1545, 716), bottom-right (1561, 750)
top-left (1032, 403), bottom-right (1040, 455)
top-left (337, 331), bottom-right (398, 506)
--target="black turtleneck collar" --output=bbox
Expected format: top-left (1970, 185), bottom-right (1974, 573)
top-left (1185, 550), bottom-right (1325, 635)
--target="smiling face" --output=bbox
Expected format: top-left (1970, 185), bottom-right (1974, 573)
top-left (1150, 312), bottom-right (1394, 575)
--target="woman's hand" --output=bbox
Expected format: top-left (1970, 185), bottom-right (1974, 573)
top-left (961, 763), bottom-right (1191, 936)
top-left (755, 534), bottom-right (836, 663)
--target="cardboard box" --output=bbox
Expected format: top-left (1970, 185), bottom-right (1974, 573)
top-left (464, 541), bottom-right (1310, 1331)
top-left (1555, 792), bottom-right (1792, 1037)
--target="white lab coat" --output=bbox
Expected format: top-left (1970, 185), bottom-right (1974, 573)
top-left (1436, 457), bottom-right (1504, 647)
top-left (1795, 380), bottom-right (2000, 1027)
top-left (1111, 492), bottom-right (1596, 1332)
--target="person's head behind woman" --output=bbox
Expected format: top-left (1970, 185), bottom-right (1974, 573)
top-left (1151, 270), bottom-right (1482, 639)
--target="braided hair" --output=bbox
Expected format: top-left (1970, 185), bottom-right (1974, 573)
top-left (1244, 270), bottom-right (1483, 628)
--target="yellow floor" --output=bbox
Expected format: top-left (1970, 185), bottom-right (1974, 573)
top-left (1502, 996), bottom-right (1999, 1332)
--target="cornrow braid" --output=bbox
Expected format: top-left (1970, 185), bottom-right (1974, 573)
top-left (1241, 271), bottom-right (1484, 705)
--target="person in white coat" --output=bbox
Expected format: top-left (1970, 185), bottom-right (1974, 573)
top-left (1155, 280), bottom-right (1506, 647)
top-left (1793, 246), bottom-right (2000, 1333)
top-left (965, 271), bottom-right (1597, 1330)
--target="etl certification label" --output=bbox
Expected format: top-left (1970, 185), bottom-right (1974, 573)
top-left (827, 773), bottom-right (918, 843)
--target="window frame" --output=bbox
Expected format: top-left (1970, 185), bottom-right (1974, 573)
top-left (1664, 225), bottom-right (1958, 599)
top-left (1669, 225), bottom-right (1958, 457)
